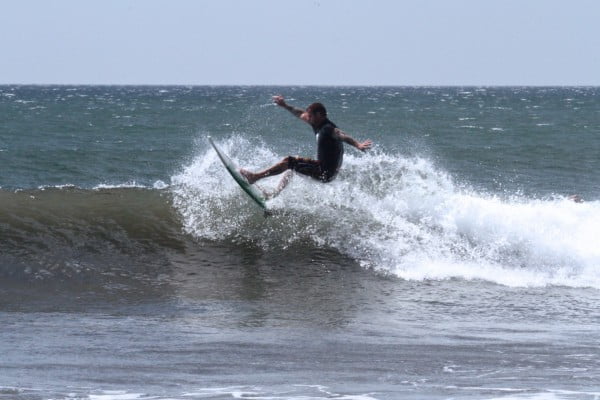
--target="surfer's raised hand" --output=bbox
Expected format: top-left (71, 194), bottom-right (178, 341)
top-left (274, 95), bottom-right (305, 119)
top-left (273, 95), bottom-right (286, 107)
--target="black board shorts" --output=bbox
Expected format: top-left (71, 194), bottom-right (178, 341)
top-left (287, 156), bottom-right (336, 182)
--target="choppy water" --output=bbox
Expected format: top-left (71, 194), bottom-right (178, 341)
top-left (1, 86), bottom-right (600, 399)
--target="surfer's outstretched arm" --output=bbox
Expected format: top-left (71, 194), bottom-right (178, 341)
top-left (273, 95), bottom-right (305, 119)
top-left (335, 128), bottom-right (373, 152)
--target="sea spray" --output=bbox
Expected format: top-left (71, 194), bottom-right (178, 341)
top-left (172, 135), bottom-right (600, 288)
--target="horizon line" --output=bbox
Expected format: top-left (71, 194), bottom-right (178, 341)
top-left (2, 82), bottom-right (600, 88)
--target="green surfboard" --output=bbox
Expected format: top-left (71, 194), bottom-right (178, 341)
top-left (208, 137), bottom-right (267, 210)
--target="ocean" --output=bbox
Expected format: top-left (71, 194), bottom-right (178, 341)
top-left (1, 85), bottom-right (599, 400)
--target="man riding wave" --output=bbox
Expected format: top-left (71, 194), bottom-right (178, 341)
top-left (240, 95), bottom-right (372, 195)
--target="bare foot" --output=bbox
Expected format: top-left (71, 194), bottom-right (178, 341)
top-left (239, 169), bottom-right (258, 184)
top-left (255, 184), bottom-right (273, 200)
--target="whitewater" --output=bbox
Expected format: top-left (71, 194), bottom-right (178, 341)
top-left (172, 134), bottom-right (600, 289)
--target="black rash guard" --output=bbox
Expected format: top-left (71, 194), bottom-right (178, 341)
top-left (314, 119), bottom-right (343, 181)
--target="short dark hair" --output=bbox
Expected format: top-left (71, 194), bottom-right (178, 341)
top-left (306, 102), bottom-right (327, 116)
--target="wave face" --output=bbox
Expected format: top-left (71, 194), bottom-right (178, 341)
top-left (172, 135), bottom-right (600, 289)
top-left (0, 187), bottom-right (186, 283)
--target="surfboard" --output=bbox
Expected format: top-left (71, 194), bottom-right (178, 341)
top-left (208, 137), bottom-right (267, 210)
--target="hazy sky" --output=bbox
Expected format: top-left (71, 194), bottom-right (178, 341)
top-left (2, 0), bottom-right (599, 85)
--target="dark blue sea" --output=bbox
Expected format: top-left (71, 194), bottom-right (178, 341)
top-left (1, 85), bottom-right (600, 399)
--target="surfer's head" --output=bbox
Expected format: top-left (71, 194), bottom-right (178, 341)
top-left (301, 102), bottom-right (327, 124)
top-left (306, 102), bottom-right (327, 116)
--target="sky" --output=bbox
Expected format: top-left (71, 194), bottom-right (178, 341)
top-left (1, 0), bottom-right (599, 86)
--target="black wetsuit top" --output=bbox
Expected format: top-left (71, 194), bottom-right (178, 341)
top-left (314, 119), bottom-right (343, 181)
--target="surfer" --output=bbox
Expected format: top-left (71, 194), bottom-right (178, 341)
top-left (240, 95), bottom-right (372, 194)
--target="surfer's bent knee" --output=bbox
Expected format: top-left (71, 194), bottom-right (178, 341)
top-left (283, 155), bottom-right (297, 170)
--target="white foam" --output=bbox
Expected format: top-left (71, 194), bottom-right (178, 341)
top-left (483, 389), bottom-right (600, 400)
top-left (89, 391), bottom-right (149, 400)
top-left (92, 181), bottom-right (167, 190)
top-left (153, 180), bottom-right (169, 189)
top-left (182, 385), bottom-right (379, 400)
top-left (172, 135), bottom-right (600, 289)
